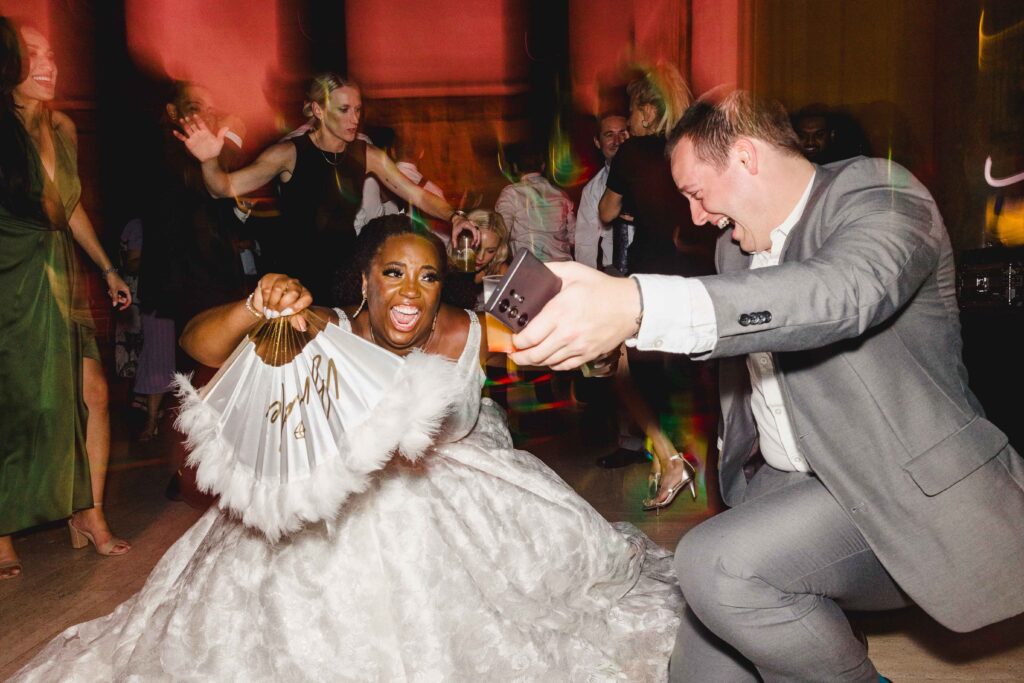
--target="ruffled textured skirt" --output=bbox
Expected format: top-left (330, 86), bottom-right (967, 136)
top-left (13, 401), bottom-right (682, 682)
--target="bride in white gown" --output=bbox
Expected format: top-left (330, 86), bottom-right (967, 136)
top-left (13, 216), bottom-right (682, 682)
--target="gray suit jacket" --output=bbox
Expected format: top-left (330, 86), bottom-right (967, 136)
top-left (700, 157), bottom-right (1024, 633)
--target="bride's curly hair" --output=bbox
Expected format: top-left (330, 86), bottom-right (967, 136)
top-left (333, 214), bottom-right (458, 306)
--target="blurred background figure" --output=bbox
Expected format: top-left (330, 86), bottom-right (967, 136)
top-left (572, 111), bottom-right (647, 473)
top-left (122, 217), bottom-right (175, 443)
top-left (114, 217), bottom-right (144, 384)
top-left (599, 61), bottom-right (713, 277)
top-left (443, 208), bottom-right (511, 312)
top-left (575, 112), bottom-right (629, 270)
top-left (791, 102), bottom-right (871, 164)
top-left (0, 17), bottom-right (131, 580)
top-left (140, 79), bottom-right (250, 503)
top-left (597, 62), bottom-right (714, 510)
top-left (496, 141), bottom-right (576, 263)
top-left (142, 78), bottom-right (250, 328)
top-left (493, 142), bottom-right (577, 433)
top-left (355, 127), bottom-right (448, 243)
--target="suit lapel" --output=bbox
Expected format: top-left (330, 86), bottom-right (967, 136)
top-left (779, 163), bottom-right (835, 263)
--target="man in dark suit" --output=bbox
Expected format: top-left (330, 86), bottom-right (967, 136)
top-left (509, 90), bottom-right (1024, 681)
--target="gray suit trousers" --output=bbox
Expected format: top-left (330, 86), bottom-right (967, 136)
top-left (670, 466), bottom-right (911, 682)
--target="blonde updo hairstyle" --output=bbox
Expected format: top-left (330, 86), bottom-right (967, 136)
top-left (626, 62), bottom-right (692, 138)
top-left (302, 72), bottom-right (359, 128)
top-left (468, 209), bottom-right (511, 275)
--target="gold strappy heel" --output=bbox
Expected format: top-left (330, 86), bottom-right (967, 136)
top-left (642, 454), bottom-right (697, 511)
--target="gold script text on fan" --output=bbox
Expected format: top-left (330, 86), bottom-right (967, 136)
top-left (264, 355), bottom-right (340, 437)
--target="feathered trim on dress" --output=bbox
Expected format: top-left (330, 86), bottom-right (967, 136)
top-left (173, 350), bottom-right (461, 542)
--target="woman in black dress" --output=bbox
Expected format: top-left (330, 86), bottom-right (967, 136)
top-left (177, 73), bottom-right (478, 302)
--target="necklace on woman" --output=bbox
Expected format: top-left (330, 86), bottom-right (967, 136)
top-left (319, 147), bottom-right (341, 166)
top-left (313, 130), bottom-right (344, 166)
top-left (368, 314), bottom-right (438, 353)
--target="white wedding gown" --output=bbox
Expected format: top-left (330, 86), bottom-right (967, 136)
top-left (14, 312), bottom-right (682, 682)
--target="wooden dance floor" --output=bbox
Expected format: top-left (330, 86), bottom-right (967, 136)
top-left (2, 377), bottom-right (1023, 681)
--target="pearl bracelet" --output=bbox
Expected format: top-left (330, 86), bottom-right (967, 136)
top-left (244, 293), bottom-right (264, 319)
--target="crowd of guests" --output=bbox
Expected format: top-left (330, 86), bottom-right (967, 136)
top-left (0, 9), bottom-right (880, 581)
top-left (5, 9), bottom-right (1024, 683)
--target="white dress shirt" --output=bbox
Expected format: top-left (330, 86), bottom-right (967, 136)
top-left (632, 174), bottom-right (816, 472)
top-left (495, 172), bottom-right (575, 262)
top-left (575, 166), bottom-right (611, 269)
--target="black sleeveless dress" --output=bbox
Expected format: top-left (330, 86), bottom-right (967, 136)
top-left (276, 134), bottom-right (368, 302)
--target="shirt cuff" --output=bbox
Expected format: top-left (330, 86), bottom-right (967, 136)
top-left (626, 274), bottom-right (718, 355)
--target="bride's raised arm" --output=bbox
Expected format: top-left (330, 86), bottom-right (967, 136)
top-left (180, 274), bottom-right (312, 367)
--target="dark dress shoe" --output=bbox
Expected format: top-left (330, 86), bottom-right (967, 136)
top-left (596, 447), bottom-right (650, 468)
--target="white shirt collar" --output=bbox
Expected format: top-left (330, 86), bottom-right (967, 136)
top-left (763, 172), bottom-right (815, 258)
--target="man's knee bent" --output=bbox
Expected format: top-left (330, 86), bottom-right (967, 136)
top-left (674, 524), bottom-right (729, 608)
top-left (674, 519), bottom-right (774, 625)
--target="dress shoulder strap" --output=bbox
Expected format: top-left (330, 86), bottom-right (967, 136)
top-left (332, 307), bottom-right (352, 332)
top-left (457, 309), bottom-right (481, 368)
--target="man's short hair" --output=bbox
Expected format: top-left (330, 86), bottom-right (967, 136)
top-left (666, 90), bottom-right (803, 169)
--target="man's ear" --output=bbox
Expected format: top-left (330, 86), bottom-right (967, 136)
top-left (593, 136), bottom-right (601, 151)
top-left (734, 138), bottom-right (758, 174)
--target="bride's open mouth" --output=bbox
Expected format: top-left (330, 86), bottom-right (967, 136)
top-left (389, 304), bottom-right (422, 333)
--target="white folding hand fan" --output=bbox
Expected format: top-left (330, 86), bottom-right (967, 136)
top-left (175, 309), bottom-right (460, 541)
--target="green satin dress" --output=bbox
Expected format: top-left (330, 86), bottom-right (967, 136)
top-left (0, 124), bottom-right (94, 536)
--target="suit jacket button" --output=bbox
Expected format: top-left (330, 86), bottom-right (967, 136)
top-left (762, 311), bottom-right (772, 323)
top-left (739, 314), bottom-right (751, 326)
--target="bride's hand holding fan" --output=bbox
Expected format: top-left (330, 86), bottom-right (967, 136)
top-left (252, 273), bottom-right (313, 332)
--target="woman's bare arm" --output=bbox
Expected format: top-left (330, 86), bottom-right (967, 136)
top-left (180, 274), bottom-right (311, 367)
top-left (598, 188), bottom-right (624, 224)
top-left (57, 112), bottom-right (132, 309)
top-left (365, 147), bottom-right (479, 241)
top-left (175, 115), bottom-right (295, 198)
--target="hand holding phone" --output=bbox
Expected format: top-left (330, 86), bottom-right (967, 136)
top-left (483, 250), bottom-right (561, 331)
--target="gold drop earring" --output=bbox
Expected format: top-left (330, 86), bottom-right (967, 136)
top-left (353, 290), bottom-right (367, 317)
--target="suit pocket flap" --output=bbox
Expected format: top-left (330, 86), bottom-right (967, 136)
top-left (903, 417), bottom-right (1008, 496)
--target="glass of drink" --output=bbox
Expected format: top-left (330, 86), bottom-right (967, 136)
top-left (452, 227), bottom-right (477, 273)
top-left (581, 346), bottom-right (620, 378)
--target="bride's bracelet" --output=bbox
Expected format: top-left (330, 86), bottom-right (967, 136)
top-left (244, 293), bottom-right (264, 319)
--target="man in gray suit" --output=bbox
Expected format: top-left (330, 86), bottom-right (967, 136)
top-left (509, 91), bottom-right (1024, 681)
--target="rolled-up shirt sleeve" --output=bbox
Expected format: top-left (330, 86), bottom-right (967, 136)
top-left (627, 274), bottom-right (718, 355)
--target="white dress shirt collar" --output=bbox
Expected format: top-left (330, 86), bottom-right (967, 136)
top-left (754, 172), bottom-right (816, 262)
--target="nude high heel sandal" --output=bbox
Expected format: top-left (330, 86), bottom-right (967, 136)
top-left (68, 504), bottom-right (131, 556)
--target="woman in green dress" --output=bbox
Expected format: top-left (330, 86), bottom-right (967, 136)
top-left (0, 18), bottom-right (131, 580)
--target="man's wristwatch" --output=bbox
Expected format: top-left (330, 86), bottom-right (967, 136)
top-left (450, 209), bottom-right (467, 222)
